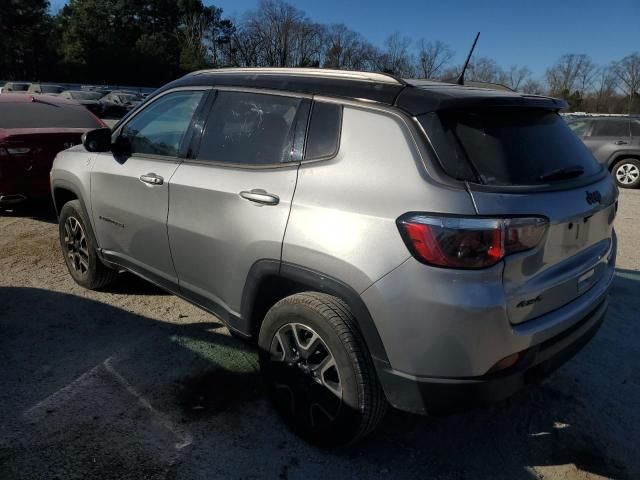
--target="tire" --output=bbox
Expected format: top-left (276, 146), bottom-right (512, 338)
top-left (612, 158), bottom-right (640, 189)
top-left (58, 199), bottom-right (118, 289)
top-left (258, 292), bottom-right (387, 447)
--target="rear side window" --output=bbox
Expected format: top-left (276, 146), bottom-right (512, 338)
top-left (304, 102), bottom-right (342, 160)
top-left (0, 102), bottom-right (103, 129)
top-left (591, 119), bottom-right (630, 137)
top-left (197, 91), bottom-right (304, 165)
top-left (419, 109), bottom-right (601, 186)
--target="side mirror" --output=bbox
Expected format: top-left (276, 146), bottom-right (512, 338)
top-left (82, 128), bottom-right (112, 152)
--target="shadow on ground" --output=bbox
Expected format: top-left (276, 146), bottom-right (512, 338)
top-left (0, 199), bottom-right (57, 224)
top-left (1, 269), bottom-right (639, 479)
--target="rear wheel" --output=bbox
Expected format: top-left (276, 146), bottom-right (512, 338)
top-left (58, 200), bottom-right (118, 289)
top-left (258, 292), bottom-right (387, 447)
top-left (612, 158), bottom-right (640, 188)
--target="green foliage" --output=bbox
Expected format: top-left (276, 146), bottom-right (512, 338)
top-left (0, 0), bottom-right (58, 80)
top-left (0, 0), bottom-right (232, 86)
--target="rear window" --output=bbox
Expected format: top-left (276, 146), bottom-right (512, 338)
top-left (0, 102), bottom-right (103, 129)
top-left (419, 109), bottom-right (601, 186)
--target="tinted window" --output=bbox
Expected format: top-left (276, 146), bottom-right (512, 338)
top-left (8, 83), bottom-right (29, 92)
top-left (568, 120), bottom-right (590, 136)
top-left (305, 102), bottom-right (342, 160)
top-left (41, 85), bottom-right (63, 94)
top-left (119, 90), bottom-right (204, 157)
top-left (420, 109), bottom-right (601, 186)
top-left (198, 91), bottom-right (302, 165)
top-left (592, 119), bottom-right (630, 137)
top-left (0, 102), bottom-right (103, 129)
top-left (631, 120), bottom-right (640, 136)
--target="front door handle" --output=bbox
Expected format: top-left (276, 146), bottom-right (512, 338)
top-left (614, 140), bottom-right (629, 145)
top-left (139, 173), bottom-right (164, 185)
top-left (239, 189), bottom-right (280, 206)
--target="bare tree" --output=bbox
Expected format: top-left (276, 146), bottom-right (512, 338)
top-left (415, 39), bottom-right (454, 79)
top-left (467, 56), bottom-right (502, 83)
top-left (590, 65), bottom-right (619, 112)
top-left (499, 65), bottom-right (532, 90)
top-left (322, 24), bottom-right (377, 71)
top-left (545, 54), bottom-right (595, 95)
top-left (613, 52), bottom-right (640, 113)
top-left (375, 32), bottom-right (414, 77)
top-left (521, 78), bottom-right (544, 94)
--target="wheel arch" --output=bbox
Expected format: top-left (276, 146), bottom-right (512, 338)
top-left (240, 260), bottom-right (390, 367)
top-left (607, 151), bottom-right (640, 170)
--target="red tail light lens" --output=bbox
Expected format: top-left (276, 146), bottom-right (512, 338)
top-left (398, 214), bottom-right (548, 269)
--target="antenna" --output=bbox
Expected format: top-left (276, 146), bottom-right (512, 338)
top-left (456, 32), bottom-right (480, 85)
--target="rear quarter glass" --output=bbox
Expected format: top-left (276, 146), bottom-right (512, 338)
top-left (419, 109), bottom-right (601, 186)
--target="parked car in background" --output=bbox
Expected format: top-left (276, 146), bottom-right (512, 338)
top-left (568, 116), bottom-right (640, 188)
top-left (2, 82), bottom-right (30, 93)
top-left (99, 91), bottom-right (143, 118)
top-left (0, 94), bottom-right (105, 206)
top-left (27, 83), bottom-right (65, 96)
top-left (60, 90), bottom-right (105, 116)
top-left (51, 68), bottom-right (617, 446)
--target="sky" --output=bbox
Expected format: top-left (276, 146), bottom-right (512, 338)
top-left (49, 0), bottom-right (640, 79)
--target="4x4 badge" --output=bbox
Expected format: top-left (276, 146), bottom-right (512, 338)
top-left (585, 190), bottom-right (602, 205)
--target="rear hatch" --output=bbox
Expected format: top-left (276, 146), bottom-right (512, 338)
top-left (419, 108), bottom-right (617, 324)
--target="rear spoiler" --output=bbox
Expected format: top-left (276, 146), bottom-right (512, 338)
top-left (396, 86), bottom-right (568, 115)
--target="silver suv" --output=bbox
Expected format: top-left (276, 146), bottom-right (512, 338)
top-left (51, 68), bottom-right (618, 446)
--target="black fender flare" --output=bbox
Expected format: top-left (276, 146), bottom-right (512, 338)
top-left (51, 180), bottom-right (104, 256)
top-left (240, 259), bottom-right (391, 368)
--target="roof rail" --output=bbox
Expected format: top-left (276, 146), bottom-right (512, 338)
top-left (191, 68), bottom-right (406, 85)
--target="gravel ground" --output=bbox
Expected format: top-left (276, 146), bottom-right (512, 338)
top-left (1, 189), bottom-right (639, 480)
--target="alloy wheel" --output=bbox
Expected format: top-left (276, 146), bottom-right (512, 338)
top-left (63, 216), bottom-right (90, 275)
top-left (616, 163), bottom-right (640, 185)
top-left (268, 322), bottom-right (343, 429)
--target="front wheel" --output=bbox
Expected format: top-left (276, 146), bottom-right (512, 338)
top-left (58, 199), bottom-right (118, 289)
top-left (258, 292), bottom-right (387, 447)
top-left (612, 158), bottom-right (640, 189)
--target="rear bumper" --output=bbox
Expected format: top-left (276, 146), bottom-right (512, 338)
top-left (377, 297), bottom-right (608, 415)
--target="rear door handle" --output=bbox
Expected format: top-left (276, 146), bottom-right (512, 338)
top-left (239, 189), bottom-right (280, 206)
top-left (614, 140), bottom-right (629, 145)
top-left (139, 173), bottom-right (164, 185)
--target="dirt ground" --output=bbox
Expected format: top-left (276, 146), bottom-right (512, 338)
top-left (1, 189), bottom-right (639, 480)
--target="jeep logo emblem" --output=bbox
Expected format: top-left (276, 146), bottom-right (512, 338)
top-left (586, 190), bottom-right (602, 205)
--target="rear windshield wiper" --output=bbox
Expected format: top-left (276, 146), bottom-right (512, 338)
top-left (538, 165), bottom-right (585, 182)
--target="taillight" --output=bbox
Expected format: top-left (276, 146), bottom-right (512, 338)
top-left (0, 147), bottom-right (31, 156)
top-left (6, 147), bottom-right (31, 155)
top-left (397, 214), bottom-right (548, 269)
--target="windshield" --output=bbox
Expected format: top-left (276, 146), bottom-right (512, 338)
top-left (419, 109), bottom-right (602, 186)
top-left (70, 91), bottom-right (102, 101)
top-left (41, 85), bottom-right (64, 94)
top-left (116, 94), bottom-right (140, 103)
top-left (11, 83), bottom-right (30, 92)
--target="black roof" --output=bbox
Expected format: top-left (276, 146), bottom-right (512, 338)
top-left (156, 68), bottom-right (568, 115)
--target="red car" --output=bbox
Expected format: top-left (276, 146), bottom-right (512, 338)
top-left (0, 94), bottom-right (105, 205)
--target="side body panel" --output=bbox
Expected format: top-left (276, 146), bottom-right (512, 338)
top-left (282, 103), bottom-right (476, 301)
top-left (90, 153), bottom-right (180, 285)
top-left (168, 162), bottom-right (299, 316)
